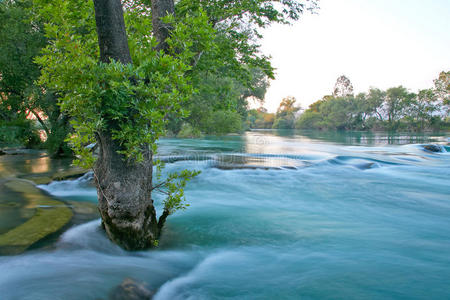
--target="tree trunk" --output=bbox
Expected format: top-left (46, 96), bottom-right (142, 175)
top-left (93, 0), bottom-right (131, 64)
top-left (151, 0), bottom-right (175, 52)
top-left (94, 131), bottom-right (158, 250)
top-left (92, 0), bottom-right (159, 250)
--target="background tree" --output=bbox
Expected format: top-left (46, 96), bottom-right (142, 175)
top-left (433, 71), bottom-right (449, 116)
top-left (333, 75), bottom-right (354, 97)
top-left (272, 96), bottom-right (300, 129)
top-left (176, 68), bottom-right (268, 135)
top-left (296, 76), bottom-right (449, 132)
top-left (0, 0), bottom-right (71, 155)
top-left (247, 107), bottom-right (275, 129)
top-left (171, 0), bottom-right (315, 135)
top-left (384, 86), bottom-right (414, 130)
top-left (0, 0), bottom-right (44, 147)
top-left (407, 89), bottom-right (440, 130)
top-left (365, 88), bottom-right (386, 122)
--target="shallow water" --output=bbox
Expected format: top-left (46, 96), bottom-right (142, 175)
top-left (1, 130), bottom-right (450, 299)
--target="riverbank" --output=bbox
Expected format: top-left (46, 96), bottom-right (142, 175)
top-left (0, 150), bottom-right (97, 255)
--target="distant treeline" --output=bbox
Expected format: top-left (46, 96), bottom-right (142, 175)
top-left (248, 73), bottom-right (450, 132)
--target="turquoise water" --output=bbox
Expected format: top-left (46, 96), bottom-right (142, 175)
top-left (1, 130), bottom-right (450, 299)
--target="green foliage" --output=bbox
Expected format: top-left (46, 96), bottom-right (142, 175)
top-left (384, 86), bottom-right (415, 129)
top-left (247, 108), bottom-right (275, 129)
top-left (153, 169), bottom-right (201, 214)
top-left (35, 0), bottom-right (216, 166)
top-left (296, 72), bottom-right (449, 132)
top-left (167, 0), bottom-right (310, 135)
top-left (44, 120), bottom-right (72, 157)
top-left (295, 110), bottom-right (322, 129)
top-left (433, 71), bottom-right (449, 113)
top-left (272, 96), bottom-right (300, 129)
top-left (180, 69), bottom-right (261, 134)
top-left (0, 0), bottom-right (45, 106)
top-left (177, 123), bottom-right (203, 138)
top-left (0, 0), bottom-right (71, 154)
top-left (0, 118), bottom-right (40, 148)
top-left (176, 0), bottom-right (318, 79)
top-left (205, 110), bottom-right (243, 135)
top-left (184, 73), bottom-right (241, 133)
top-left (297, 95), bottom-right (382, 130)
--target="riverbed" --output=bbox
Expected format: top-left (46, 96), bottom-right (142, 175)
top-left (1, 130), bottom-right (449, 299)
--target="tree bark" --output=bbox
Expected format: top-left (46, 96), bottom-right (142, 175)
top-left (92, 0), bottom-right (159, 250)
top-left (94, 131), bottom-right (158, 250)
top-left (93, 0), bottom-right (132, 64)
top-left (27, 107), bottom-right (50, 136)
top-left (151, 0), bottom-right (175, 52)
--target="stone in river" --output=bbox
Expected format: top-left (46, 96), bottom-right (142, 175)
top-left (108, 278), bottom-right (155, 300)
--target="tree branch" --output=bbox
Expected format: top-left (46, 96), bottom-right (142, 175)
top-left (27, 107), bottom-right (50, 135)
top-left (157, 208), bottom-right (170, 233)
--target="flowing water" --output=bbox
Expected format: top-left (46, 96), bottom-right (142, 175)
top-left (1, 130), bottom-right (450, 299)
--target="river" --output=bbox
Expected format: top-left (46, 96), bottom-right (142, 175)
top-left (1, 130), bottom-right (449, 299)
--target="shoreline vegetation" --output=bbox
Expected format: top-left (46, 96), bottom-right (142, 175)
top-left (247, 74), bottom-right (450, 133)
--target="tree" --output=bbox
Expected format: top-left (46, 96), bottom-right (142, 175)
top-left (433, 71), bottom-right (449, 116)
top-left (272, 96), bottom-right (300, 129)
top-left (333, 75), bottom-right (354, 97)
top-left (408, 89), bottom-right (439, 130)
top-left (384, 86), bottom-right (414, 129)
top-left (295, 110), bottom-right (321, 129)
top-left (36, 0), bottom-right (316, 250)
top-left (0, 0), bottom-right (71, 155)
top-left (91, 0), bottom-right (155, 249)
top-left (181, 71), bottom-right (254, 135)
top-left (295, 76), bottom-right (449, 131)
top-left (365, 88), bottom-right (386, 121)
top-left (0, 0), bottom-right (44, 118)
top-left (36, 0), bottom-right (203, 249)
top-left (171, 0), bottom-right (308, 134)
top-left (247, 107), bottom-right (275, 129)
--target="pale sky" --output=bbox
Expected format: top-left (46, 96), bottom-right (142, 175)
top-left (260, 0), bottom-right (450, 112)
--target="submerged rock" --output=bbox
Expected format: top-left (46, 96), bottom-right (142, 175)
top-left (423, 144), bottom-right (444, 153)
top-left (0, 179), bottom-right (73, 255)
top-left (21, 167), bottom-right (88, 185)
top-left (109, 278), bottom-right (154, 300)
top-left (51, 167), bottom-right (88, 182)
top-left (67, 201), bottom-right (99, 226)
top-left (0, 150), bottom-right (5, 156)
top-left (353, 162), bottom-right (377, 170)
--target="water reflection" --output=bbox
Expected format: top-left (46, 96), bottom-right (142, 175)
top-left (0, 150), bottom-right (73, 178)
top-left (156, 131), bottom-right (448, 170)
top-left (290, 130), bottom-right (448, 145)
top-left (27, 157), bottom-right (50, 174)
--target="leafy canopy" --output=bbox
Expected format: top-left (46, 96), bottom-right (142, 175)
top-left (35, 0), bottom-right (214, 166)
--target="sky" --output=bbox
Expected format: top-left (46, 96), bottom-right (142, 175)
top-left (259, 0), bottom-right (450, 112)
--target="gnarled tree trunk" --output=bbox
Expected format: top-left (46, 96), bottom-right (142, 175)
top-left (92, 0), bottom-right (174, 250)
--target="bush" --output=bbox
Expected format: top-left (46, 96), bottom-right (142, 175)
top-left (205, 110), bottom-right (242, 135)
top-left (0, 119), bottom-right (41, 148)
top-left (295, 111), bottom-right (322, 129)
top-left (177, 123), bottom-right (203, 138)
top-left (272, 116), bottom-right (295, 129)
top-left (45, 125), bottom-right (72, 157)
